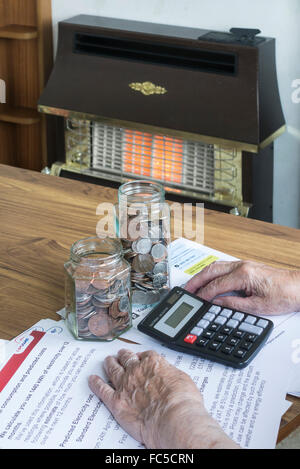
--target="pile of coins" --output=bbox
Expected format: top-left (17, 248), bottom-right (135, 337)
top-left (120, 220), bottom-right (170, 305)
top-left (73, 275), bottom-right (131, 340)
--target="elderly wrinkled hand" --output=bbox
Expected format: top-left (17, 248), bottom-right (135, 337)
top-left (89, 349), bottom-right (238, 449)
top-left (185, 260), bottom-right (300, 316)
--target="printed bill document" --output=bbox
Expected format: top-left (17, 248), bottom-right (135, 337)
top-left (0, 239), bottom-right (299, 449)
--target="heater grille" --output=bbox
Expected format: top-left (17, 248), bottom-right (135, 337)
top-left (65, 119), bottom-right (239, 200)
top-left (91, 123), bottom-right (215, 194)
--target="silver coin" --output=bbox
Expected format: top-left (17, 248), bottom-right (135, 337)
top-left (76, 298), bottom-right (92, 308)
top-left (136, 238), bottom-right (153, 255)
top-left (131, 240), bottom-right (139, 253)
top-left (76, 304), bottom-right (94, 315)
top-left (76, 292), bottom-right (91, 302)
top-left (153, 261), bottom-right (168, 276)
top-left (132, 289), bottom-right (162, 305)
top-left (79, 331), bottom-right (94, 338)
top-left (111, 279), bottom-right (122, 294)
top-left (153, 273), bottom-right (168, 289)
top-left (151, 243), bottom-right (167, 260)
top-left (79, 309), bottom-right (98, 321)
top-left (92, 297), bottom-right (107, 308)
top-left (119, 295), bottom-right (130, 313)
top-left (93, 291), bottom-right (107, 301)
top-left (148, 225), bottom-right (161, 240)
top-left (134, 283), bottom-right (150, 292)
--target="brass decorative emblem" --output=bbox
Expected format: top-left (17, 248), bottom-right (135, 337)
top-left (129, 81), bottom-right (167, 96)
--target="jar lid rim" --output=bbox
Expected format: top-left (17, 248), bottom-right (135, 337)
top-left (70, 237), bottom-right (123, 265)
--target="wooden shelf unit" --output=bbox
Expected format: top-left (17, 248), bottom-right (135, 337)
top-left (0, 104), bottom-right (40, 125)
top-left (0, 24), bottom-right (38, 40)
top-left (0, 0), bottom-right (53, 171)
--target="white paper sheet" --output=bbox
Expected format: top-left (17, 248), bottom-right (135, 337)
top-left (0, 318), bottom-right (293, 449)
top-left (1, 238), bottom-right (299, 449)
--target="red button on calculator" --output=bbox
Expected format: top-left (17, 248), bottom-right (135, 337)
top-left (184, 334), bottom-right (197, 344)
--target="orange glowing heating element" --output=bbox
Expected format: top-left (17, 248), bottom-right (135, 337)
top-left (123, 130), bottom-right (183, 184)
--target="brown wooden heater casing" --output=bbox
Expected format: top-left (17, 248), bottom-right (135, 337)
top-left (39, 15), bottom-right (286, 222)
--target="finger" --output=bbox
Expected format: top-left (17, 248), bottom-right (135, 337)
top-left (88, 375), bottom-right (115, 413)
top-left (117, 349), bottom-right (140, 369)
top-left (198, 271), bottom-right (245, 301)
top-left (104, 356), bottom-right (125, 388)
top-left (213, 296), bottom-right (259, 314)
top-left (137, 350), bottom-right (159, 360)
top-left (185, 261), bottom-right (239, 294)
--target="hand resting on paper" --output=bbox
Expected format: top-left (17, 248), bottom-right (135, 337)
top-left (185, 260), bottom-right (300, 316)
top-left (89, 349), bottom-right (238, 449)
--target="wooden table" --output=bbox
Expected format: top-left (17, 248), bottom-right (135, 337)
top-left (0, 164), bottom-right (299, 443)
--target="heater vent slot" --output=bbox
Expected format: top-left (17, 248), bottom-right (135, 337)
top-left (74, 33), bottom-right (237, 75)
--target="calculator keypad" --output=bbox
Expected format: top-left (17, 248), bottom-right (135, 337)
top-left (138, 287), bottom-right (274, 370)
top-left (184, 304), bottom-right (269, 366)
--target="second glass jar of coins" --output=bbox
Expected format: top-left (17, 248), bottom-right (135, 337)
top-left (64, 237), bottom-right (131, 341)
top-left (116, 180), bottom-right (171, 305)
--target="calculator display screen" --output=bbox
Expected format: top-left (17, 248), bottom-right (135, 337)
top-left (165, 303), bottom-right (193, 329)
top-left (154, 294), bottom-right (202, 338)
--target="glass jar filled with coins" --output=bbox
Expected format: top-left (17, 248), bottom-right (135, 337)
top-left (116, 180), bottom-right (171, 305)
top-left (64, 237), bottom-right (131, 341)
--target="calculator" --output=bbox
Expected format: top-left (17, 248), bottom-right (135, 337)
top-left (138, 287), bottom-right (274, 369)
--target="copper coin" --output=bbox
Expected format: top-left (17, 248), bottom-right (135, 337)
top-left (95, 307), bottom-right (109, 315)
top-left (78, 318), bottom-right (89, 333)
top-left (88, 313), bottom-right (113, 337)
top-left (132, 254), bottom-right (155, 273)
top-left (75, 280), bottom-right (90, 293)
top-left (92, 278), bottom-right (110, 290)
top-left (109, 301), bottom-right (121, 319)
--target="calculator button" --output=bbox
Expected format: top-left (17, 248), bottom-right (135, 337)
top-left (215, 334), bottom-right (227, 343)
top-left (241, 341), bottom-right (252, 351)
top-left (245, 334), bottom-right (257, 343)
top-left (209, 305), bottom-right (222, 314)
top-left (228, 337), bottom-right (240, 347)
top-left (190, 327), bottom-right (204, 337)
top-left (226, 319), bottom-right (239, 329)
top-left (234, 331), bottom-right (245, 339)
top-left (244, 316), bottom-right (257, 325)
top-left (220, 309), bottom-right (232, 319)
top-left (222, 327), bottom-right (233, 335)
top-left (234, 349), bottom-right (247, 359)
top-left (197, 319), bottom-right (210, 329)
top-left (203, 330), bottom-right (215, 339)
top-left (203, 312), bottom-right (215, 322)
top-left (233, 312), bottom-right (244, 322)
top-left (184, 334), bottom-right (197, 344)
top-left (209, 323), bottom-right (221, 332)
top-left (209, 341), bottom-right (221, 352)
top-left (214, 316), bottom-right (227, 326)
top-left (221, 345), bottom-right (234, 355)
top-left (239, 323), bottom-right (263, 336)
top-left (257, 319), bottom-right (269, 329)
top-left (196, 338), bottom-right (209, 347)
